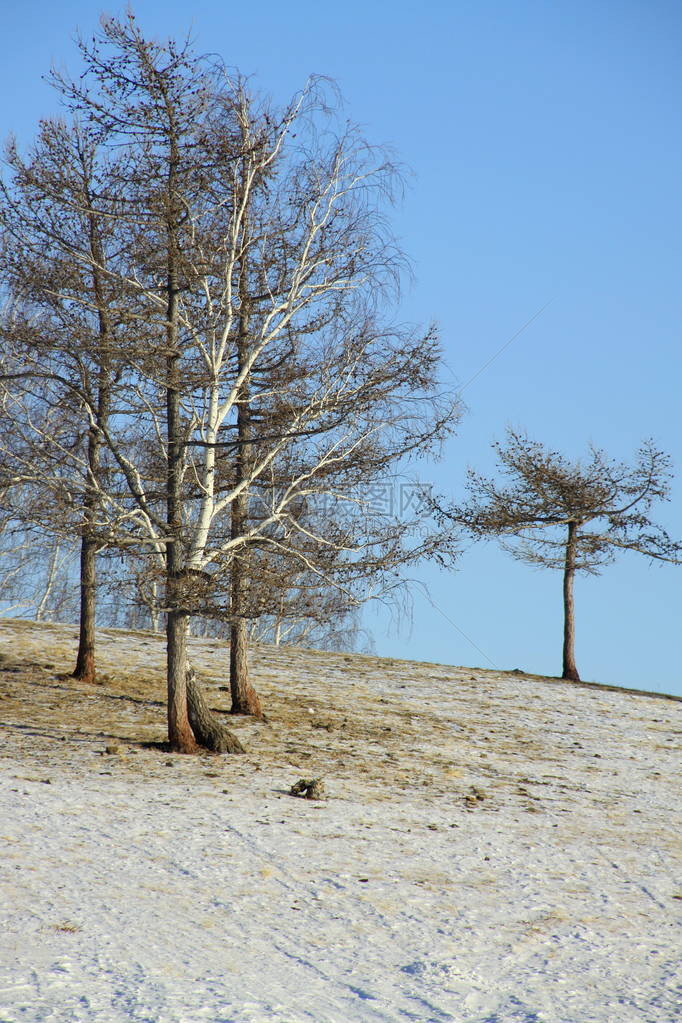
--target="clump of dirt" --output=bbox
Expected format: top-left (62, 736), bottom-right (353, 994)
top-left (290, 778), bottom-right (326, 799)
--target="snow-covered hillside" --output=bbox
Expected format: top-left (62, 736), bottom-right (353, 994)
top-left (0, 620), bottom-right (680, 1023)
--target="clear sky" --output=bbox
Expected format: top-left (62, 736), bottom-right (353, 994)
top-left (2, 1), bottom-right (681, 695)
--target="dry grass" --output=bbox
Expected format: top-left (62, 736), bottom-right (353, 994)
top-left (0, 618), bottom-right (679, 836)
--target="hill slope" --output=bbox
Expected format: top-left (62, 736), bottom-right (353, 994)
top-left (0, 620), bottom-right (680, 1022)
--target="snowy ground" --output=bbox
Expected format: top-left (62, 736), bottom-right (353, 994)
top-left (0, 620), bottom-right (680, 1023)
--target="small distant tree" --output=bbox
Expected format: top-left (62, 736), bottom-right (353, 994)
top-left (434, 429), bottom-right (681, 681)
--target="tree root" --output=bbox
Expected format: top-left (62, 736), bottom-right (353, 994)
top-left (186, 667), bottom-right (246, 754)
top-left (230, 682), bottom-right (265, 721)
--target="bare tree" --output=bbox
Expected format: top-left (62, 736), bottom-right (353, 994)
top-left (0, 398), bottom-right (80, 623)
top-left (0, 115), bottom-right (134, 682)
top-left (0, 508), bottom-right (79, 623)
top-left (433, 429), bottom-right (681, 681)
top-left (2, 15), bottom-right (459, 751)
top-left (0, 19), bottom-right (221, 748)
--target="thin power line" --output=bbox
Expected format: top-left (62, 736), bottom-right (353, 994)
top-left (421, 586), bottom-right (498, 669)
top-left (458, 299), bottom-right (552, 395)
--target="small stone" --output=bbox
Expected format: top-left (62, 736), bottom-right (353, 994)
top-left (104, 744), bottom-right (121, 755)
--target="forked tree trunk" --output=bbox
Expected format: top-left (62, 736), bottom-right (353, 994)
top-left (166, 607), bottom-right (198, 753)
top-left (186, 668), bottom-right (245, 753)
top-left (562, 520), bottom-right (581, 682)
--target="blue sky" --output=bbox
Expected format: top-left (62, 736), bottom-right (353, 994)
top-left (2, 1), bottom-right (681, 695)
